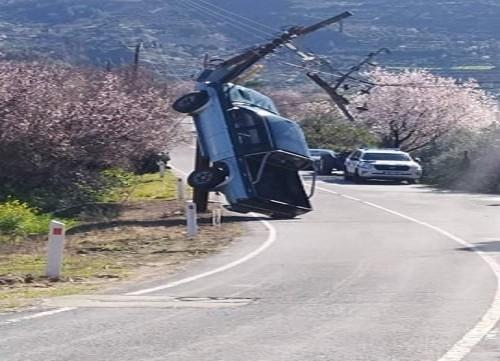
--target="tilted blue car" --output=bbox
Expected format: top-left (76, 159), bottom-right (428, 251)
top-left (173, 82), bottom-right (313, 218)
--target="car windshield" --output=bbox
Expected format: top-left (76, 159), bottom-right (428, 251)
top-left (267, 115), bottom-right (309, 157)
top-left (225, 84), bottom-right (279, 114)
top-left (362, 152), bottom-right (411, 161)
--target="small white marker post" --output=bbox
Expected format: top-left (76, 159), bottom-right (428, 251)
top-left (157, 160), bottom-right (166, 178)
top-left (46, 220), bottom-right (65, 279)
top-left (186, 201), bottom-right (198, 238)
top-left (176, 177), bottom-right (185, 201)
top-left (212, 208), bottom-right (222, 227)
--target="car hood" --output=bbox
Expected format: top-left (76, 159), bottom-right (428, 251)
top-left (366, 160), bottom-right (419, 167)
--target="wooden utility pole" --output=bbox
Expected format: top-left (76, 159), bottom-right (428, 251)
top-left (133, 42), bottom-right (142, 73)
top-left (187, 12), bottom-right (353, 212)
top-left (307, 48), bottom-right (390, 122)
top-left (192, 143), bottom-right (210, 213)
top-left (307, 72), bottom-right (355, 122)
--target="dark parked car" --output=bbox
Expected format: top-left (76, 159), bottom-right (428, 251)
top-left (309, 149), bottom-right (341, 175)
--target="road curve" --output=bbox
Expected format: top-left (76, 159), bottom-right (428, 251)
top-left (0, 148), bottom-right (499, 361)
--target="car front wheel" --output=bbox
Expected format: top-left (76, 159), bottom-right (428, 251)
top-left (353, 169), bottom-right (365, 183)
top-left (172, 91), bottom-right (209, 114)
top-left (188, 167), bottom-right (227, 190)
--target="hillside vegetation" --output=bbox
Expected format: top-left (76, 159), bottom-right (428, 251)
top-left (0, 0), bottom-right (498, 89)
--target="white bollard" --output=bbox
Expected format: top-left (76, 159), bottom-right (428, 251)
top-left (176, 177), bottom-right (185, 201)
top-left (157, 160), bottom-right (166, 178)
top-left (186, 202), bottom-right (198, 238)
top-left (212, 208), bottom-right (222, 227)
top-left (46, 220), bottom-right (65, 279)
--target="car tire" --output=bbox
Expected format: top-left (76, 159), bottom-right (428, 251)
top-left (187, 167), bottom-right (227, 190)
top-left (353, 169), bottom-right (365, 183)
top-left (172, 91), bottom-right (209, 114)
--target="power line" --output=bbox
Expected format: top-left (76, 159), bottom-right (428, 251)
top-left (187, 0), bottom-right (279, 34)
top-left (178, 0), bottom-right (272, 42)
top-left (278, 60), bottom-right (500, 90)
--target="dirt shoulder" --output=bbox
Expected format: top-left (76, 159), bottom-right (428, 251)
top-left (0, 200), bottom-right (241, 312)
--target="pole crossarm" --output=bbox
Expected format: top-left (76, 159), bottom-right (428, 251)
top-left (306, 48), bottom-right (390, 122)
top-left (306, 72), bottom-right (355, 122)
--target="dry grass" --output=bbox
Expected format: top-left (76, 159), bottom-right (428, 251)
top-left (0, 200), bottom-right (241, 312)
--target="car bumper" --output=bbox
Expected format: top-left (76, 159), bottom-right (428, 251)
top-left (358, 169), bottom-right (421, 180)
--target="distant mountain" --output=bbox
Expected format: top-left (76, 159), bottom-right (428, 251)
top-left (0, 0), bottom-right (498, 90)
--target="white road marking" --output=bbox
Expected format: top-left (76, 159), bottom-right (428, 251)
top-left (125, 162), bottom-right (277, 295)
top-left (126, 216), bottom-right (276, 295)
top-left (316, 184), bottom-right (500, 361)
top-left (2, 307), bottom-right (76, 325)
top-left (1, 163), bottom-right (277, 325)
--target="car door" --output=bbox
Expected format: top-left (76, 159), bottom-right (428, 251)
top-left (345, 151), bottom-right (361, 174)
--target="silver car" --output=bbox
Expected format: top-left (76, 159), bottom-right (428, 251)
top-left (344, 148), bottom-right (422, 183)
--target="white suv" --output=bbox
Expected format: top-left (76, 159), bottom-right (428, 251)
top-left (344, 149), bottom-right (422, 184)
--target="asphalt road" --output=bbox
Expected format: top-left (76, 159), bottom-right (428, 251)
top-left (1, 148), bottom-right (500, 361)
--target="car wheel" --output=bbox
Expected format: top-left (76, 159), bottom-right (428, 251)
top-left (172, 91), bottom-right (209, 114)
top-left (353, 169), bottom-right (365, 183)
top-left (187, 167), bottom-right (226, 190)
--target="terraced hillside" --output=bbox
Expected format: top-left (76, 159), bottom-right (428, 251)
top-left (0, 0), bottom-right (498, 89)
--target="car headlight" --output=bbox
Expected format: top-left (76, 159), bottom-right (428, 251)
top-left (358, 162), bottom-right (373, 170)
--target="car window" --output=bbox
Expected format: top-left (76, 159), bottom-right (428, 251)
top-left (350, 151), bottom-right (361, 160)
top-left (362, 153), bottom-right (411, 161)
top-left (225, 84), bottom-right (279, 114)
top-left (230, 109), bottom-right (271, 155)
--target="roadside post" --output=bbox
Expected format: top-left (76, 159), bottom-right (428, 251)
top-left (212, 208), bottom-right (222, 227)
top-left (46, 220), bottom-right (65, 279)
top-left (157, 160), bottom-right (166, 178)
top-left (186, 201), bottom-right (198, 238)
top-left (176, 177), bottom-right (185, 201)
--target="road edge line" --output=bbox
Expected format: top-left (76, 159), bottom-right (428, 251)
top-left (316, 185), bottom-right (500, 361)
top-left (126, 215), bottom-right (276, 295)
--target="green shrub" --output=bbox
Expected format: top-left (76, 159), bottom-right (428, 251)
top-left (301, 116), bottom-right (378, 151)
top-left (98, 169), bottom-right (140, 202)
top-left (417, 125), bottom-right (500, 193)
top-left (0, 200), bottom-right (52, 236)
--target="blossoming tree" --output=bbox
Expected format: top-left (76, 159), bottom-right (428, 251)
top-left (0, 61), bottom-right (186, 207)
top-left (352, 68), bottom-right (497, 151)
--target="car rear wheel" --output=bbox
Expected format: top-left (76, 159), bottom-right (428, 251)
top-left (188, 167), bottom-right (227, 190)
top-left (172, 91), bottom-right (209, 114)
top-left (353, 169), bottom-right (365, 183)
